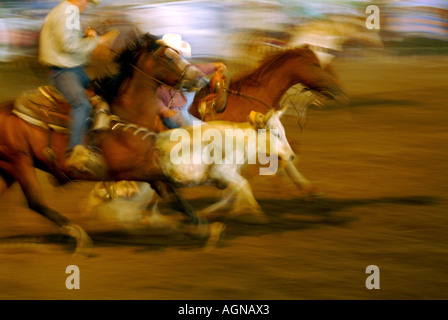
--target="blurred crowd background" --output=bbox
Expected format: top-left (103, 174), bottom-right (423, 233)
top-left (0, 0), bottom-right (447, 63)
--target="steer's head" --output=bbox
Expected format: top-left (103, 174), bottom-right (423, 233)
top-left (249, 106), bottom-right (295, 162)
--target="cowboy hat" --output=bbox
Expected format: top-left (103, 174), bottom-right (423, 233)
top-left (157, 33), bottom-right (191, 58)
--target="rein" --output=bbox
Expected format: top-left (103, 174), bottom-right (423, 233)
top-left (130, 63), bottom-right (189, 91)
top-left (282, 87), bottom-right (325, 130)
top-left (223, 88), bottom-right (273, 110)
top-left (130, 45), bottom-right (191, 91)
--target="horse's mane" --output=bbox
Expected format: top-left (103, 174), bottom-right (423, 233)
top-left (90, 33), bottom-right (161, 103)
top-left (230, 46), bottom-right (318, 91)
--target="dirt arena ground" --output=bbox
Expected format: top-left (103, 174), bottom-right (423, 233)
top-left (0, 50), bottom-right (447, 300)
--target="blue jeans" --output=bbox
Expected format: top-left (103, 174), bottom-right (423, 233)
top-left (161, 91), bottom-right (202, 129)
top-left (49, 66), bottom-right (92, 150)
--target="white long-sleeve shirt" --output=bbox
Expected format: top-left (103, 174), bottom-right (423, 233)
top-left (39, 0), bottom-right (99, 68)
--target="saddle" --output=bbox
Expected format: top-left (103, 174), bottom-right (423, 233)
top-left (13, 86), bottom-right (72, 133)
top-left (13, 86), bottom-right (111, 180)
top-left (12, 86), bottom-right (109, 133)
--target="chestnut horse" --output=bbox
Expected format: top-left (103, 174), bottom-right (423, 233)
top-left (187, 46), bottom-right (348, 193)
top-left (190, 46), bottom-right (347, 123)
top-left (0, 34), bottom-right (210, 253)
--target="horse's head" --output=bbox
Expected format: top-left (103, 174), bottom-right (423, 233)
top-left (134, 35), bottom-right (208, 91)
top-left (249, 106), bottom-right (295, 162)
top-left (92, 33), bottom-right (208, 104)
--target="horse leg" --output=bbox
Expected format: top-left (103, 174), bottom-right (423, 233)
top-left (208, 167), bottom-right (268, 224)
top-left (230, 177), bottom-right (267, 220)
top-left (11, 159), bottom-right (92, 253)
top-left (150, 181), bottom-right (225, 246)
top-left (198, 185), bottom-right (237, 217)
top-left (150, 181), bottom-right (200, 225)
top-left (283, 161), bottom-right (321, 197)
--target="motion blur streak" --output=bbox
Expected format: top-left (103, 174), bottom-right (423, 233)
top-left (0, 0), bottom-right (447, 300)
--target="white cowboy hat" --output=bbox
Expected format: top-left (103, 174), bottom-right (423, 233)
top-left (157, 33), bottom-right (192, 58)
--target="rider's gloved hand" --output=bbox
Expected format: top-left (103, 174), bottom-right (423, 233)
top-left (85, 26), bottom-right (97, 38)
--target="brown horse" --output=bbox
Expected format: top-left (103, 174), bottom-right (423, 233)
top-left (190, 46), bottom-right (347, 122)
top-left (0, 34), bottom-right (211, 253)
top-left (187, 46), bottom-right (348, 193)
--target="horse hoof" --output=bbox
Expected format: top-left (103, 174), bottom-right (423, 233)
top-left (296, 186), bottom-right (324, 200)
top-left (304, 187), bottom-right (325, 200)
top-left (62, 224), bottom-right (93, 256)
top-left (204, 222), bottom-right (226, 251)
top-left (183, 221), bottom-right (211, 239)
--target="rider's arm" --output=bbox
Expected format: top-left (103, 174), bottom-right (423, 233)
top-left (51, 5), bottom-right (99, 55)
top-left (52, 4), bottom-right (118, 56)
top-left (156, 86), bottom-right (187, 117)
top-left (193, 62), bottom-right (227, 76)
